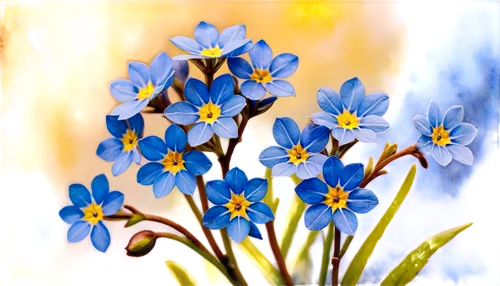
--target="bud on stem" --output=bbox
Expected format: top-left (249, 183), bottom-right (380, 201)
top-left (125, 230), bottom-right (157, 257)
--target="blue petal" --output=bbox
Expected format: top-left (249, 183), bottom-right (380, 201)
top-left (96, 138), bottom-right (123, 162)
top-left (300, 125), bottom-right (329, 153)
top-left (164, 102), bottom-right (200, 125)
top-left (331, 127), bottom-right (356, 145)
top-left (272, 162), bottom-right (296, 177)
top-left (184, 78), bottom-right (210, 107)
top-left (221, 96), bottom-right (246, 117)
top-left (112, 99), bottom-right (149, 121)
top-left (332, 208), bottom-right (358, 235)
top-left (352, 127), bottom-right (378, 143)
top-left (203, 206), bottom-right (230, 229)
top-left (241, 80), bottom-right (266, 100)
top-left (175, 170), bottom-right (197, 195)
top-left (266, 80), bottom-right (295, 97)
top-left (249, 40), bottom-right (273, 70)
top-left (206, 180), bottom-right (231, 205)
top-left (183, 150), bottom-right (212, 175)
top-left (248, 221), bottom-right (262, 240)
top-left (69, 184), bottom-right (91, 208)
top-left (311, 112), bottom-right (338, 129)
top-left (102, 191), bottom-right (124, 216)
top-left (188, 122), bottom-right (215, 147)
top-left (269, 53), bottom-right (298, 78)
top-left (194, 21), bottom-right (218, 49)
top-left (244, 178), bottom-right (268, 202)
top-left (165, 124), bottom-right (187, 153)
top-left (259, 146), bottom-right (289, 168)
top-left (228, 58), bottom-right (253, 79)
top-left (447, 144), bottom-right (473, 166)
top-left (112, 152), bottom-right (133, 176)
top-left (210, 74), bottom-right (234, 105)
top-left (340, 163), bottom-right (364, 191)
top-left (128, 61), bottom-right (150, 88)
top-left (173, 60), bottom-right (189, 83)
top-left (153, 171), bottom-right (176, 198)
top-left (227, 216), bottom-right (251, 243)
top-left (138, 136), bottom-right (167, 161)
top-left (133, 148), bottom-right (141, 165)
top-left (91, 174), bottom-right (109, 204)
top-left (127, 113), bottom-right (145, 136)
top-left (170, 36), bottom-right (202, 54)
top-left (214, 118), bottom-right (238, 138)
top-left (413, 114), bottom-right (433, 136)
top-left (340, 77), bottom-right (365, 113)
top-left (256, 96), bottom-right (278, 112)
top-left (90, 221), bottom-right (111, 252)
top-left (450, 123), bottom-right (478, 145)
top-left (304, 204), bottom-right (332, 230)
top-left (346, 188), bottom-right (378, 214)
top-left (273, 117), bottom-right (300, 149)
top-left (150, 52), bottom-right (173, 89)
top-left (323, 156), bottom-right (344, 188)
top-left (59, 206), bottom-right (84, 224)
top-left (221, 39), bottom-right (252, 57)
top-left (173, 54), bottom-right (205, 60)
top-left (219, 24), bottom-right (246, 49)
top-left (225, 167), bottom-right (248, 195)
top-left (137, 162), bottom-right (164, 185)
top-left (443, 105), bottom-right (464, 130)
top-left (357, 92), bottom-right (389, 117)
top-left (67, 221), bottom-right (91, 243)
top-left (247, 202), bottom-right (274, 224)
top-left (296, 158), bottom-right (324, 180)
top-left (317, 87), bottom-right (343, 115)
top-left (416, 135), bottom-right (433, 153)
top-left (109, 79), bottom-right (138, 102)
top-left (432, 145), bottom-right (453, 166)
top-left (427, 101), bottom-right (442, 127)
top-left (307, 153), bottom-right (328, 168)
top-left (295, 178), bottom-right (328, 204)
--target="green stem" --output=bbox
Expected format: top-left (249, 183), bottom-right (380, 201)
top-left (239, 239), bottom-right (284, 285)
top-left (338, 235), bottom-right (354, 260)
top-left (291, 230), bottom-right (319, 267)
top-left (221, 228), bottom-right (248, 285)
top-left (184, 195), bottom-right (202, 223)
top-left (280, 194), bottom-right (306, 259)
top-left (319, 223), bottom-right (334, 286)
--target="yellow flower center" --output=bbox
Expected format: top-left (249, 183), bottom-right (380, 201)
top-left (83, 202), bottom-right (104, 225)
top-left (162, 151), bottom-right (185, 174)
top-left (288, 144), bottom-right (309, 165)
top-left (122, 129), bottom-right (138, 152)
top-left (200, 47), bottom-right (222, 58)
top-left (250, 69), bottom-right (273, 83)
top-left (337, 110), bottom-right (359, 129)
top-left (137, 82), bottom-right (155, 100)
top-left (199, 102), bottom-right (221, 124)
top-left (324, 187), bottom-right (348, 212)
top-left (432, 125), bottom-right (451, 146)
top-left (225, 193), bottom-right (251, 219)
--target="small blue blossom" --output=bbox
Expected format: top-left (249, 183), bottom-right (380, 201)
top-left (202, 167), bottom-right (274, 243)
top-left (137, 124), bottom-right (212, 198)
top-left (59, 174), bottom-right (124, 252)
top-left (96, 114), bottom-right (144, 176)
top-left (164, 74), bottom-right (247, 147)
top-left (413, 101), bottom-right (478, 166)
top-left (110, 52), bottom-right (174, 120)
top-left (311, 77), bottom-right (390, 145)
top-left (228, 40), bottom-right (299, 100)
top-left (295, 156), bottom-right (378, 235)
top-left (170, 21), bottom-right (252, 60)
top-left (259, 118), bottom-right (329, 180)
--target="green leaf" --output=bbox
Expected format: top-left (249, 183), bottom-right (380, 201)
top-left (166, 261), bottom-right (198, 286)
top-left (125, 213), bottom-right (145, 227)
top-left (280, 195), bottom-right (306, 259)
top-left (381, 222), bottom-right (472, 285)
top-left (319, 223), bottom-right (334, 286)
top-left (341, 165), bottom-right (417, 286)
top-left (239, 239), bottom-right (284, 285)
top-left (290, 230), bottom-right (320, 284)
top-left (364, 156), bottom-right (374, 178)
top-left (338, 235), bottom-right (354, 259)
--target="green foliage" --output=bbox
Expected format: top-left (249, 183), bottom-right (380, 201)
top-left (239, 239), bottom-right (284, 285)
top-left (166, 261), bottom-right (198, 286)
top-left (319, 224), bottom-right (334, 286)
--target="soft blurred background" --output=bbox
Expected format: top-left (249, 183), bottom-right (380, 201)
top-left (1, 0), bottom-right (499, 285)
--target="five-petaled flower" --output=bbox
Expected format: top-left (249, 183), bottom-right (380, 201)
top-left (137, 124), bottom-right (212, 197)
top-left (295, 156), bottom-right (378, 235)
top-left (170, 21), bottom-right (252, 60)
top-left (202, 167), bottom-right (274, 243)
top-left (59, 174), bottom-right (124, 252)
top-left (259, 118), bottom-right (329, 180)
top-left (413, 101), bottom-right (478, 166)
top-left (311, 77), bottom-right (390, 145)
top-left (228, 40), bottom-right (299, 100)
top-left (110, 52), bottom-right (174, 120)
top-left (164, 74), bottom-right (247, 146)
top-left (96, 114), bottom-right (144, 176)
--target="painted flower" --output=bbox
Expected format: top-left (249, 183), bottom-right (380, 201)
top-left (202, 167), bottom-right (274, 243)
top-left (137, 124), bottom-right (212, 198)
top-left (259, 118), bottom-right (329, 180)
top-left (164, 74), bottom-right (247, 147)
top-left (228, 40), bottom-right (299, 100)
top-left (311, 77), bottom-right (390, 145)
top-left (59, 174), bottom-right (124, 252)
top-left (96, 114), bottom-right (144, 176)
top-left (110, 52), bottom-right (174, 120)
top-left (413, 101), bottom-right (478, 166)
top-left (295, 156), bottom-right (378, 235)
top-left (170, 21), bottom-right (252, 60)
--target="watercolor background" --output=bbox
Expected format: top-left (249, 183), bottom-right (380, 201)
top-left (1, 1), bottom-right (499, 285)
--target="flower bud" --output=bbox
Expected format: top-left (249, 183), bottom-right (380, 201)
top-left (125, 230), bottom-right (157, 257)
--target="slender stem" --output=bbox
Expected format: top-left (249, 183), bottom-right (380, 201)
top-left (265, 222), bottom-right (294, 286)
top-left (221, 228), bottom-right (248, 285)
top-left (319, 223), bottom-right (334, 286)
top-left (197, 176), bottom-right (209, 213)
top-left (239, 239), bottom-right (284, 285)
top-left (219, 115), bottom-right (250, 175)
top-left (331, 228), bottom-right (341, 286)
top-left (338, 235), bottom-right (354, 260)
top-left (184, 195), bottom-right (202, 223)
top-left (280, 194), bottom-right (307, 259)
top-left (205, 72), bottom-right (214, 88)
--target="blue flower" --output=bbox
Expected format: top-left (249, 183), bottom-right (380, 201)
top-left (311, 77), bottom-right (390, 145)
top-left (59, 174), bottom-right (124, 252)
top-left (137, 124), bottom-right (212, 197)
top-left (170, 21), bottom-right (252, 60)
top-left (110, 52), bottom-right (174, 120)
top-left (164, 74), bottom-right (247, 147)
top-left (259, 118), bottom-right (329, 180)
top-left (228, 40), bottom-right (299, 100)
top-left (96, 114), bottom-right (144, 176)
top-left (202, 167), bottom-right (274, 243)
top-left (295, 156), bottom-right (378, 235)
top-left (413, 101), bottom-right (478, 166)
